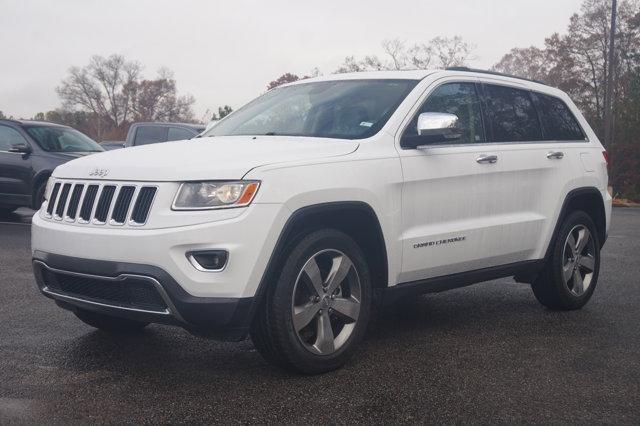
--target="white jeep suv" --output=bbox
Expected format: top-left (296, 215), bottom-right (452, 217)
top-left (32, 68), bottom-right (612, 374)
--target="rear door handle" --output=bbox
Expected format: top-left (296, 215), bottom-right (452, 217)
top-left (476, 154), bottom-right (498, 164)
top-left (547, 151), bottom-right (564, 159)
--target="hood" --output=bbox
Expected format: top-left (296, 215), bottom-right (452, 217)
top-left (52, 136), bottom-right (359, 181)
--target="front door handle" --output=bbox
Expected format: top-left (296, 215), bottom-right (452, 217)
top-left (476, 154), bottom-right (498, 164)
top-left (547, 151), bottom-right (564, 159)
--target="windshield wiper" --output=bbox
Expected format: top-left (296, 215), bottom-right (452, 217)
top-left (264, 132), bottom-right (278, 135)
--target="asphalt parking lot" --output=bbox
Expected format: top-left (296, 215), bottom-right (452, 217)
top-left (1, 208), bottom-right (639, 424)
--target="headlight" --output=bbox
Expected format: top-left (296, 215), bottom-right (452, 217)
top-left (172, 181), bottom-right (260, 210)
top-left (44, 178), bottom-right (55, 201)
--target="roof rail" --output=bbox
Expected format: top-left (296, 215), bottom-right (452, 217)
top-left (445, 66), bottom-right (546, 85)
top-left (0, 118), bottom-right (22, 124)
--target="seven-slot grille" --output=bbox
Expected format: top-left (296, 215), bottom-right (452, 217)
top-left (45, 181), bottom-right (157, 226)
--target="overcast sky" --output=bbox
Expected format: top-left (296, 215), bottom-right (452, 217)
top-left (1, 0), bottom-right (584, 121)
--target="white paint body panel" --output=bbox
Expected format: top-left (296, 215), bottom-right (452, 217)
top-left (32, 69), bottom-right (612, 299)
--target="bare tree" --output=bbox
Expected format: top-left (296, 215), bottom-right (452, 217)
top-left (493, 0), bottom-right (640, 123)
top-left (57, 55), bottom-right (140, 131)
top-left (431, 36), bottom-right (475, 68)
top-left (57, 54), bottom-right (195, 138)
top-left (492, 46), bottom-right (551, 81)
top-left (335, 37), bottom-right (475, 73)
top-left (382, 39), bottom-right (408, 70)
top-left (128, 68), bottom-right (195, 122)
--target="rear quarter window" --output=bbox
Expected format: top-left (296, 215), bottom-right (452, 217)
top-left (167, 127), bottom-right (195, 141)
top-left (134, 126), bottom-right (168, 146)
top-left (532, 93), bottom-right (586, 141)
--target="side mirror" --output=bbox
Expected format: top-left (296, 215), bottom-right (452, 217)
top-left (416, 112), bottom-right (462, 140)
top-left (8, 143), bottom-right (32, 155)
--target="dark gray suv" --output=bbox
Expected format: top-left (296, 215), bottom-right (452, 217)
top-left (0, 120), bottom-right (103, 215)
top-left (100, 122), bottom-right (206, 150)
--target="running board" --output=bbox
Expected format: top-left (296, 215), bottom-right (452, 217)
top-left (383, 260), bottom-right (544, 304)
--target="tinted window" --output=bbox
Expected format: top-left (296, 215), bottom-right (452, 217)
top-left (134, 126), bottom-right (167, 146)
top-left (167, 127), bottom-right (195, 141)
top-left (403, 82), bottom-right (485, 145)
top-left (482, 84), bottom-right (542, 142)
top-left (532, 93), bottom-right (585, 141)
top-left (0, 125), bottom-right (27, 151)
top-left (204, 79), bottom-right (418, 140)
top-left (25, 126), bottom-right (103, 152)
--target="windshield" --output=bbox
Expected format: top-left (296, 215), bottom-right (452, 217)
top-left (204, 79), bottom-right (419, 140)
top-left (25, 126), bottom-right (104, 152)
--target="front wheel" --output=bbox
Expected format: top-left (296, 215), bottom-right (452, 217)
top-left (251, 229), bottom-right (372, 374)
top-left (532, 210), bottom-right (601, 310)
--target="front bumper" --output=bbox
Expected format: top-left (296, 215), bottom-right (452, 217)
top-left (33, 252), bottom-right (254, 340)
top-left (31, 203), bottom-right (288, 299)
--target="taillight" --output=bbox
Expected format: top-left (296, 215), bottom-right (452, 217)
top-left (602, 151), bottom-right (609, 167)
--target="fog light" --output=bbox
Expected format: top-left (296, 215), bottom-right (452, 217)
top-left (187, 250), bottom-right (228, 271)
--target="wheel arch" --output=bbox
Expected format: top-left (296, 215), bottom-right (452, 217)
top-left (31, 170), bottom-right (52, 209)
top-left (249, 201), bottom-right (389, 322)
top-left (545, 187), bottom-right (607, 260)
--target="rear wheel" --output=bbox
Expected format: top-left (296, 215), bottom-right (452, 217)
top-left (74, 308), bottom-right (149, 333)
top-left (251, 229), bottom-right (372, 374)
top-left (532, 210), bottom-right (600, 310)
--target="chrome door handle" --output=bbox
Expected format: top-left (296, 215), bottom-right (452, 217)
top-left (547, 151), bottom-right (564, 159)
top-left (476, 154), bottom-right (498, 164)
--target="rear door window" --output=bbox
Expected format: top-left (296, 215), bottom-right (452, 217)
top-left (134, 126), bottom-right (168, 146)
top-left (481, 84), bottom-right (542, 142)
top-left (532, 93), bottom-right (585, 141)
top-left (167, 127), bottom-right (195, 141)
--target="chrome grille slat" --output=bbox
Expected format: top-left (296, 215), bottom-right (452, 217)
top-left (65, 184), bottom-right (84, 221)
top-left (88, 185), bottom-right (105, 223)
top-left (111, 186), bottom-right (136, 224)
top-left (79, 185), bottom-right (99, 223)
top-left (46, 183), bottom-right (61, 216)
top-left (94, 185), bottom-right (116, 223)
top-left (130, 187), bottom-right (157, 225)
top-left (45, 180), bottom-right (157, 227)
top-left (54, 183), bottom-right (72, 220)
top-left (124, 185), bottom-right (142, 223)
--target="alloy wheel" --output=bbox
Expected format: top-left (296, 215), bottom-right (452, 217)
top-left (561, 224), bottom-right (596, 296)
top-left (291, 249), bottom-right (361, 355)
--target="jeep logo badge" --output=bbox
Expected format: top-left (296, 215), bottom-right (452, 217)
top-left (89, 168), bottom-right (109, 178)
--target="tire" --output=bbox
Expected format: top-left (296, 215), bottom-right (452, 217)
top-left (532, 210), bottom-right (601, 310)
top-left (251, 229), bottom-right (372, 374)
top-left (74, 308), bottom-right (149, 333)
top-left (33, 181), bottom-right (47, 210)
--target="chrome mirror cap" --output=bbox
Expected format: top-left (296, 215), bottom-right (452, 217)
top-left (416, 112), bottom-right (461, 137)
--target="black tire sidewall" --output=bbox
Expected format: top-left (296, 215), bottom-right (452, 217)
top-left (547, 210), bottom-right (601, 309)
top-left (270, 229), bottom-right (372, 373)
top-left (33, 181), bottom-right (47, 210)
